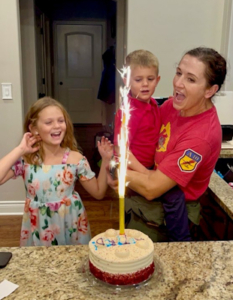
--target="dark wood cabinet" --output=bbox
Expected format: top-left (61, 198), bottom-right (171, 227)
top-left (199, 190), bottom-right (233, 240)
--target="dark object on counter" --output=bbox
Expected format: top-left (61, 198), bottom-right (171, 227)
top-left (215, 158), bottom-right (233, 176)
top-left (0, 252), bottom-right (12, 268)
top-left (221, 125), bottom-right (233, 141)
top-left (224, 168), bottom-right (233, 183)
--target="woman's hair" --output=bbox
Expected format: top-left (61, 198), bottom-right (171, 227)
top-left (184, 47), bottom-right (227, 92)
top-left (125, 49), bottom-right (159, 75)
top-left (24, 97), bottom-right (80, 164)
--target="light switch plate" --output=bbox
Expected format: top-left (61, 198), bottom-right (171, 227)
top-left (1, 83), bottom-right (12, 100)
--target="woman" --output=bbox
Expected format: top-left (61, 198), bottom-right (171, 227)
top-left (110, 47), bottom-right (227, 242)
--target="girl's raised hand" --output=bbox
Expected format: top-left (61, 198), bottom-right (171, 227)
top-left (97, 136), bottom-right (113, 161)
top-left (18, 132), bottom-right (41, 155)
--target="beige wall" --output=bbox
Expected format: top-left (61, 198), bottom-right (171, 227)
top-left (0, 0), bottom-right (232, 214)
top-left (225, 1), bottom-right (233, 91)
top-left (0, 0), bottom-right (25, 207)
top-left (126, 0), bottom-right (225, 97)
top-left (20, 0), bottom-right (38, 115)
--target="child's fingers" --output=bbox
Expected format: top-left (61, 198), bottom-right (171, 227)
top-left (29, 135), bottom-right (40, 144)
top-left (32, 146), bottom-right (40, 153)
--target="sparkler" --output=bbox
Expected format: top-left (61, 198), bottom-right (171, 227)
top-left (118, 66), bottom-right (131, 235)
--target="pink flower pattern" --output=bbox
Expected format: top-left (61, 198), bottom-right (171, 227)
top-left (46, 202), bottom-right (62, 211)
top-left (28, 179), bottom-right (40, 197)
top-left (61, 166), bottom-right (74, 186)
top-left (78, 210), bottom-right (89, 234)
top-left (20, 229), bottom-right (30, 246)
top-left (14, 160), bottom-right (24, 176)
top-left (41, 228), bottom-right (55, 246)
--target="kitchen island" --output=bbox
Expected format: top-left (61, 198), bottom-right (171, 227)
top-left (199, 148), bottom-right (233, 240)
top-left (210, 148), bottom-right (233, 220)
top-left (0, 242), bottom-right (233, 300)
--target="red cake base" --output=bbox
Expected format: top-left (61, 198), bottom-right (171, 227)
top-left (89, 260), bottom-right (155, 285)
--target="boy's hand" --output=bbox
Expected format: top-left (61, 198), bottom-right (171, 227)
top-left (97, 136), bottom-right (113, 161)
top-left (18, 132), bottom-right (41, 155)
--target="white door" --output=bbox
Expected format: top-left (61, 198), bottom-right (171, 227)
top-left (55, 23), bottom-right (105, 124)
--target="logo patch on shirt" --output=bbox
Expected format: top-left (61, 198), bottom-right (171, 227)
top-left (178, 149), bottom-right (202, 172)
top-left (156, 122), bottom-right (171, 152)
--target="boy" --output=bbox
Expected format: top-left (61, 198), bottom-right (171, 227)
top-left (114, 49), bottom-right (161, 169)
top-left (113, 50), bottom-right (167, 241)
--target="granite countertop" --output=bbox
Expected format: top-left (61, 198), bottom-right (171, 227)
top-left (209, 172), bottom-right (233, 220)
top-left (220, 148), bottom-right (233, 158)
top-left (1, 242), bottom-right (233, 300)
top-left (207, 149), bottom-right (233, 220)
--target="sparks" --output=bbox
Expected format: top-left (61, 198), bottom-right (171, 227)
top-left (118, 66), bottom-right (131, 235)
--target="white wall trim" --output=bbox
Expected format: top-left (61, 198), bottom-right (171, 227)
top-left (0, 201), bottom-right (24, 215)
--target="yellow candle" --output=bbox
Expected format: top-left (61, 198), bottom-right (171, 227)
top-left (119, 196), bottom-right (125, 235)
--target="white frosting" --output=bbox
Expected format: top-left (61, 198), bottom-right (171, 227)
top-left (89, 229), bottom-right (154, 274)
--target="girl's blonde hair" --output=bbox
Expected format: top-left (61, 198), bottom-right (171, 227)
top-left (24, 97), bottom-right (80, 164)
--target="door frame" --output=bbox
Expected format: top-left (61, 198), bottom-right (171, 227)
top-left (53, 21), bottom-right (106, 123)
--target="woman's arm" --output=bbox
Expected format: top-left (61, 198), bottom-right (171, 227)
top-left (79, 137), bottom-right (113, 199)
top-left (106, 150), bottom-right (176, 199)
top-left (126, 168), bottom-right (177, 200)
top-left (0, 133), bottom-right (40, 185)
top-left (127, 151), bottom-right (148, 174)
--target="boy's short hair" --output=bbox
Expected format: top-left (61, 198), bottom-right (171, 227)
top-left (125, 50), bottom-right (159, 75)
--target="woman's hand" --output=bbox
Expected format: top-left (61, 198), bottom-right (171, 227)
top-left (97, 136), bottom-right (113, 161)
top-left (106, 166), bottom-right (118, 192)
top-left (17, 132), bottom-right (41, 156)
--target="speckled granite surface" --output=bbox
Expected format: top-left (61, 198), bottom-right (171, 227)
top-left (209, 172), bottom-right (233, 220)
top-left (220, 149), bottom-right (233, 158)
top-left (0, 242), bottom-right (233, 300)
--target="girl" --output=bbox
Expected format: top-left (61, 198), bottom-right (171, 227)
top-left (0, 97), bottom-right (113, 246)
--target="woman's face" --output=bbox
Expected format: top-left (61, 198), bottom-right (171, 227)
top-left (173, 55), bottom-right (212, 117)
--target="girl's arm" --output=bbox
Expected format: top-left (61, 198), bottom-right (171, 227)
top-left (79, 137), bottom-right (113, 199)
top-left (0, 132), bottom-right (40, 185)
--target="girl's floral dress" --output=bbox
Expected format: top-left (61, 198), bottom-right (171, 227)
top-left (12, 149), bottom-right (94, 246)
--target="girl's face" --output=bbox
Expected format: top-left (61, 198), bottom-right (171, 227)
top-left (35, 106), bottom-right (66, 146)
top-left (173, 55), bottom-right (213, 117)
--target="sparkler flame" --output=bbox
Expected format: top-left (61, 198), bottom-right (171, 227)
top-left (118, 66), bottom-right (131, 235)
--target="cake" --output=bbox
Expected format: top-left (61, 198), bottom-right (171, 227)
top-left (88, 228), bottom-right (155, 285)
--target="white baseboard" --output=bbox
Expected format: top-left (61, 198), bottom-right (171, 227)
top-left (0, 201), bottom-right (24, 215)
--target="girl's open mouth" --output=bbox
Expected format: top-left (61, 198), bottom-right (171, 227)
top-left (51, 132), bottom-right (61, 138)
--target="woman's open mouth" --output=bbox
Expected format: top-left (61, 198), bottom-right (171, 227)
top-left (174, 92), bottom-right (185, 102)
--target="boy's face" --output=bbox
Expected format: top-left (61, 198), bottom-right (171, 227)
top-left (127, 66), bottom-right (160, 103)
